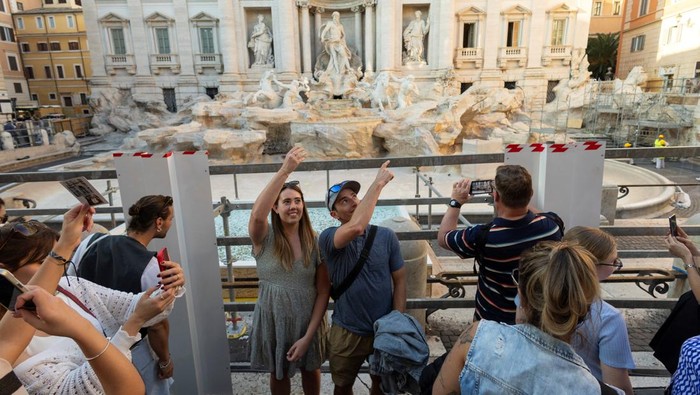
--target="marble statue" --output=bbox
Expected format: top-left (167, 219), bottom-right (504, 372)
top-left (393, 75), bottom-right (420, 109)
top-left (273, 76), bottom-right (309, 108)
top-left (320, 11), bottom-right (352, 75)
top-left (248, 14), bottom-right (274, 66)
top-left (403, 11), bottom-right (429, 64)
top-left (247, 70), bottom-right (282, 108)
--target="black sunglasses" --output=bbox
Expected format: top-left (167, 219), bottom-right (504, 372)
top-left (598, 257), bottom-right (623, 271)
top-left (283, 180), bottom-right (300, 189)
top-left (0, 220), bottom-right (45, 251)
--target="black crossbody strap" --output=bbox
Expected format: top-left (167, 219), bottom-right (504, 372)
top-left (330, 225), bottom-right (378, 300)
top-left (0, 370), bottom-right (23, 395)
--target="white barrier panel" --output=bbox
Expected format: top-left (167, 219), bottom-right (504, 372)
top-left (503, 141), bottom-right (606, 229)
top-left (114, 151), bottom-right (231, 395)
top-left (504, 143), bottom-right (545, 206)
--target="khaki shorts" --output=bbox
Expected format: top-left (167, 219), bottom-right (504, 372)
top-left (328, 324), bottom-right (374, 387)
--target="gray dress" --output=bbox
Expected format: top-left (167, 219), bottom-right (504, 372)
top-left (249, 228), bottom-right (327, 379)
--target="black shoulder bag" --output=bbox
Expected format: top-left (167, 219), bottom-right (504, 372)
top-left (330, 225), bottom-right (377, 300)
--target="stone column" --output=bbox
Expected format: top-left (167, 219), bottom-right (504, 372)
top-left (429, 0), bottom-right (455, 69)
top-left (527, 2), bottom-right (545, 68)
top-left (297, 0), bottom-right (312, 74)
top-left (125, 0), bottom-right (149, 77)
top-left (352, 5), bottom-right (362, 57)
top-left (219, 0), bottom-right (240, 80)
top-left (375, 0), bottom-right (395, 71)
top-left (173, 0), bottom-right (194, 75)
top-left (363, 0), bottom-right (375, 72)
top-left (80, 0), bottom-right (105, 78)
top-left (273, 0), bottom-right (298, 74)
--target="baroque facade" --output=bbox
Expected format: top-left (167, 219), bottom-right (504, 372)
top-left (84, 0), bottom-right (593, 113)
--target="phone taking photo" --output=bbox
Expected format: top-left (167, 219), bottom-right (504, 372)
top-left (469, 179), bottom-right (494, 196)
top-left (669, 214), bottom-right (678, 237)
top-left (156, 247), bottom-right (170, 272)
top-left (0, 269), bottom-right (35, 311)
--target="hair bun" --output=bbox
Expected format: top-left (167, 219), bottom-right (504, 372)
top-left (128, 205), bottom-right (140, 216)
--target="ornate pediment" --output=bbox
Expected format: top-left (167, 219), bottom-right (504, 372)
top-left (145, 12), bottom-right (174, 24)
top-left (99, 12), bottom-right (128, 24)
top-left (457, 6), bottom-right (485, 17)
top-left (547, 3), bottom-right (577, 15)
top-left (501, 5), bottom-right (531, 16)
top-left (190, 12), bottom-right (218, 23)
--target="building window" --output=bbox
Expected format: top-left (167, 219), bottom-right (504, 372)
top-left (639, 0), bottom-right (649, 16)
top-left (44, 65), bottom-right (51, 78)
top-left (63, 96), bottom-right (72, 106)
top-left (16, 18), bottom-right (24, 29)
top-left (546, 80), bottom-right (559, 103)
top-left (37, 42), bottom-right (48, 51)
top-left (463, 23), bottom-right (476, 48)
top-left (75, 0), bottom-right (81, 5)
top-left (74, 64), bottom-right (83, 78)
top-left (155, 27), bottom-right (170, 54)
top-left (16, 2), bottom-right (23, 10)
top-left (20, 42), bottom-right (29, 52)
top-left (110, 28), bottom-right (126, 54)
top-left (613, 1), bottom-right (621, 15)
top-left (50, 42), bottom-right (60, 51)
top-left (82, 109), bottom-right (89, 114)
top-left (24, 66), bottom-right (34, 79)
top-left (13, 83), bottom-right (22, 93)
top-left (551, 19), bottom-right (566, 46)
top-left (36, 17), bottom-right (43, 29)
top-left (66, 15), bottom-right (74, 28)
top-left (506, 21), bottom-right (522, 47)
top-left (31, 93), bottom-right (37, 101)
top-left (163, 88), bottom-right (176, 112)
top-left (504, 81), bottom-right (517, 89)
top-left (80, 93), bottom-right (88, 105)
top-left (631, 35), bottom-right (645, 52)
top-left (58, 0), bottom-right (66, 3)
top-left (56, 65), bottom-right (64, 79)
top-left (68, 41), bottom-right (79, 50)
top-left (48, 93), bottom-right (56, 100)
top-left (7, 55), bottom-right (18, 71)
top-left (0, 27), bottom-right (14, 42)
top-left (199, 27), bottom-right (214, 54)
top-left (593, 2), bottom-right (602, 16)
top-left (0, 0), bottom-right (5, 12)
top-left (696, 61), bottom-right (700, 78)
top-left (48, 16), bottom-right (55, 29)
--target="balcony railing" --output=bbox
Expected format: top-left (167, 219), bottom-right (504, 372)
top-left (149, 53), bottom-right (181, 74)
top-left (104, 53), bottom-right (136, 75)
top-left (542, 45), bottom-right (572, 66)
top-left (454, 47), bottom-right (483, 69)
top-left (498, 47), bottom-right (527, 68)
top-left (194, 53), bottom-right (223, 74)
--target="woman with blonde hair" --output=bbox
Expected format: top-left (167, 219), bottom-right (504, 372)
top-left (248, 146), bottom-right (329, 395)
top-left (564, 226), bottom-right (635, 395)
top-left (433, 241), bottom-right (623, 394)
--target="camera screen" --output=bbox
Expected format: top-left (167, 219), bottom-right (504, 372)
top-left (0, 275), bottom-right (22, 311)
top-left (470, 180), bottom-right (493, 195)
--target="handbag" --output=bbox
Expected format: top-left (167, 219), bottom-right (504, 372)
top-left (330, 225), bottom-right (377, 300)
top-left (649, 290), bottom-right (700, 374)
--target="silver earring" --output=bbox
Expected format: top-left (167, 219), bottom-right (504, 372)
top-left (157, 227), bottom-right (162, 232)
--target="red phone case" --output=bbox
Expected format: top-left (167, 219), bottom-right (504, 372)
top-left (156, 247), bottom-right (170, 272)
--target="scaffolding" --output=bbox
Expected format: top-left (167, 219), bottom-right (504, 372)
top-left (582, 77), bottom-right (698, 148)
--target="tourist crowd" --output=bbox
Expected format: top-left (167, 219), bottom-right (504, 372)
top-left (1, 146), bottom-right (698, 395)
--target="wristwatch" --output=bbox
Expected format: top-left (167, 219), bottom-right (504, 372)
top-left (448, 199), bottom-right (462, 209)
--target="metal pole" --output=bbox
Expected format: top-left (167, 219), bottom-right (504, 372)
top-left (414, 167), bottom-right (420, 219)
top-left (220, 196), bottom-right (234, 303)
top-left (427, 176), bottom-right (433, 229)
top-left (233, 174), bottom-right (239, 200)
top-left (107, 180), bottom-right (116, 229)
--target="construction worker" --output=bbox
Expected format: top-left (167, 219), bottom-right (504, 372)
top-left (654, 134), bottom-right (667, 169)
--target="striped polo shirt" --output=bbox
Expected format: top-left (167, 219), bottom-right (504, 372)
top-left (443, 211), bottom-right (563, 324)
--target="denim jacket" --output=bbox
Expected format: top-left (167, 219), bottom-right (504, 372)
top-left (460, 320), bottom-right (617, 394)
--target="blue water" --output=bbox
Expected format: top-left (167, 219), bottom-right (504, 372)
top-left (214, 207), bottom-right (401, 263)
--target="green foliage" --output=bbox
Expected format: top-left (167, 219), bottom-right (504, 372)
top-left (586, 32), bottom-right (619, 80)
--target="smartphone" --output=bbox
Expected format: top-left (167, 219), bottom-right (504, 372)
top-left (669, 214), bottom-right (678, 237)
top-left (156, 247), bottom-right (170, 272)
top-left (469, 179), bottom-right (494, 195)
top-left (0, 269), bottom-right (35, 311)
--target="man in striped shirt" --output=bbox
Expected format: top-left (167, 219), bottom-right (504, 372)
top-left (437, 165), bottom-right (563, 324)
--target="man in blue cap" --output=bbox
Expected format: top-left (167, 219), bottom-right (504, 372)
top-left (320, 161), bottom-right (406, 395)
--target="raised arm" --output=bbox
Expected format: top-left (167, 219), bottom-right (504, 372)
top-left (667, 231), bottom-right (700, 303)
top-left (248, 147), bottom-right (306, 251)
top-left (437, 179), bottom-right (470, 249)
top-left (0, 204), bottom-right (93, 365)
top-left (333, 161), bottom-right (394, 249)
top-left (12, 287), bottom-right (153, 395)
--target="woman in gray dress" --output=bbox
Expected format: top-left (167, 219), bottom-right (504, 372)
top-left (248, 146), bottom-right (329, 395)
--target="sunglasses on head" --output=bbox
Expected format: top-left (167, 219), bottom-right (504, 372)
top-left (283, 180), bottom-right (300, 189)
top-left (0, 220), bottom-right (46, 251)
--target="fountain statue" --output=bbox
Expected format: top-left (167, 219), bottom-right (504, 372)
top-left (248, 15), bottom-right (274, 67)
top-left (314, 11), bottom-right (362, 97)
top-left (403, 11), bottom-right (429, 65)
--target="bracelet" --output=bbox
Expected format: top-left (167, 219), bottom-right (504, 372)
top-left (48, 250), bottom-right (71, 266)
top-left (158, 357), bottom-right (172, 370)
top-left (85, 339), bottom-right (110, 361)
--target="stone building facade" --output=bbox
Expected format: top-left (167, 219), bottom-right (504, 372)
top-left (83, 0), bottom-right (592, 114)
top-left (589, 0), bottom-right (624, 35)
